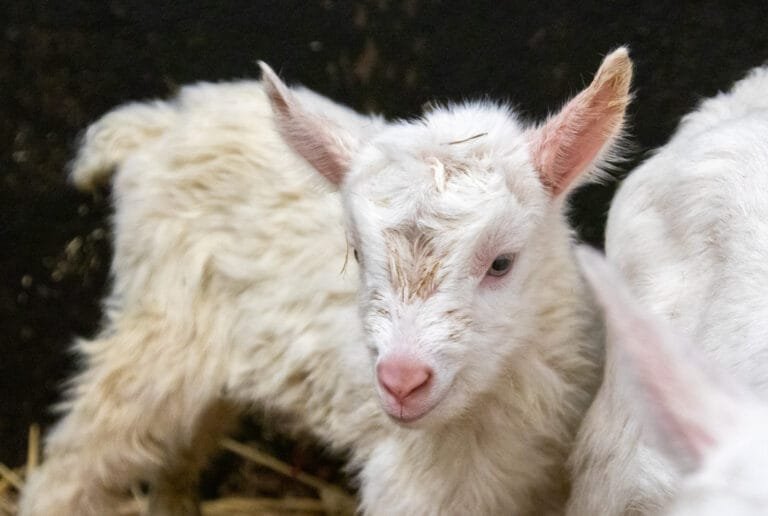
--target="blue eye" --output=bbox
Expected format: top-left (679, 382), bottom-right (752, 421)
top-left (487, 254), bottom-right (513, 277)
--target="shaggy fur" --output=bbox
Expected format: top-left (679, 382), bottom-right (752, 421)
top-left (20, 81), bottom-right (389, 515)
top-left (21, 48), bottom-right (631, 515)
top-left (567, 65), bottom-right (768, 515)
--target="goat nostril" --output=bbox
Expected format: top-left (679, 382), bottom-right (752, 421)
top-left (377, 358), bottom-right (433, 403)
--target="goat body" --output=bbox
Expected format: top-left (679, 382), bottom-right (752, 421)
top-left (20, 81), bottom-right (387, 515)
top-left (578, 247), bottom-right (768, 516)
top-left (567, 66), bottom-right (768, 515)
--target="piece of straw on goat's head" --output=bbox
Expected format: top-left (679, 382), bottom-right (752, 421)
top-left (261, 48), bottom-right (632, 427)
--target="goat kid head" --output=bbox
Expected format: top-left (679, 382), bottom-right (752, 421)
top-left (262, 49), bottom-right (632, 427)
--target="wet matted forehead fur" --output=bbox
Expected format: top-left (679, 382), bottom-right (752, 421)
top-left (342, 102), bottom-right (548, 292)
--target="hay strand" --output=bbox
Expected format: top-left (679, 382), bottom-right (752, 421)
top-left (1, 432), bottom-right (355, 515)
top-left (26, 425), bottom-right (39, 474)
top-left (220, 438), bottom-right (356, 515)
top-left (0, 476), bottom-right (11, 498)
top-left (118, 495), bottom-right (333, 516)
top-left (221, 438), bottom-right (330, 492)
top-left (0, 465), bottom-right (22, 492)
top-left (203, 496), bottom-right (326, 514)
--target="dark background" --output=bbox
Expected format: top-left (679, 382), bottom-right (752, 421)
top-left (2, 0), bottom-right (767, 471)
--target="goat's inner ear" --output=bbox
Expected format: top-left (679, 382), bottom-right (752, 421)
top-left (529, 48), bottom-right (632, 196)
top-left (259, 61), bottom-right (359, 186)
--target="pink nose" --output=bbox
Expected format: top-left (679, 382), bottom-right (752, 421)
top-left (377, 357), bottom-right (433, 403)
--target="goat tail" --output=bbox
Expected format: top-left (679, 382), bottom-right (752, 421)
top-left (70, 99), bottom-right (178, 191)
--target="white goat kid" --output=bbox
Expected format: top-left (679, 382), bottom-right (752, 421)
top-left (567, 65), bottom-right (768, 515)
top-left (262, 47), bottom-right (631, 515)
top-left (21, 48), bottom-right (632, 516)
top-left (577, 248), bottom-right (768, 516)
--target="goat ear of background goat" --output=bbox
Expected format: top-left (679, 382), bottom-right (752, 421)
top-left (576, 246), bottom-right (739, 472)
top-left (529, 47), bottom-right (632, 196)
top-left (259, 61), bottom-right (356, 186)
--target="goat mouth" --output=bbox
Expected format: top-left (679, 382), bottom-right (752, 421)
top-left (387, 408), bottom-right (429, 424)
top-left (380, 383), bottom-right (452, 426)
top-left (385, 404), bottom-right (433, 425)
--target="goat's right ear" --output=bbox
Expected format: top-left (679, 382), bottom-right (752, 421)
top-left (576, 247), bottom-right (740, 472)
top-left (259, 62), bottom-right (357, 186)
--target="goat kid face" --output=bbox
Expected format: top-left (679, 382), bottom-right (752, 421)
top-left (262, 47), bottom-right (631, 427)
top-left (343, 116), bottom-right (549, 425)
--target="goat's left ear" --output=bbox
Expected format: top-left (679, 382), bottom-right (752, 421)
top-left (259, 62), bottom-right (358, 186)
top-left (529, 48), bottom-right (632, 196)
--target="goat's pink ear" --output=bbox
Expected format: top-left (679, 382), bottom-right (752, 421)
top-left (576, 247), bottom-right (738, 472)
top-left (259, 62), bottom-right (356, 186)
top-left (530, 48), bottom-right (632, 196)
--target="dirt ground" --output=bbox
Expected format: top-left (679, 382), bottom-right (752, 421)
top-left (2, 0), bottom-right (768, 509)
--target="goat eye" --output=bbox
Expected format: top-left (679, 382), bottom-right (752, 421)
top-left (353, 249), bottom-right (360, 262)
top-left (487, 254), bottom-right (513, 277)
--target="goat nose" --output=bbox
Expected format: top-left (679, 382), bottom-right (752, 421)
top-left (377, 357), bottom-right (432, 403)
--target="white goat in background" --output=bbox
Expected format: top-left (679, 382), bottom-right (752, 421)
top-left (21, 48), bottom-right (632, 515)
top-left (567, 65), bottom-right (768, 515)
top-left (21, 81), bottom-right (388, 516)
top-left (577, 247), bottom-right (768, 516)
